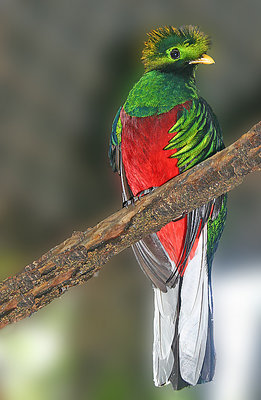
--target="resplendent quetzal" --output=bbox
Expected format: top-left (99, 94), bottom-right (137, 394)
top-left (109, 25), bottom-right (227, 390)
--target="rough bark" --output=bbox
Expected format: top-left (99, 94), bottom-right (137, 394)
top-left (0, 121), bottom-right (260, 329)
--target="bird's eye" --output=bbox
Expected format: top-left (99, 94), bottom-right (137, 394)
top-left (170, 48), bottom-right (180, 60)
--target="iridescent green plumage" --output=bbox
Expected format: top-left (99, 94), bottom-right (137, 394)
top-left (207, 195), bottom-right (227, 266)
top-left (142, 25), bottom-right (211, 72)
top-left (124, 70), bottom-right (198, 117)
top-left (165, 98), bottom-right (224, 170)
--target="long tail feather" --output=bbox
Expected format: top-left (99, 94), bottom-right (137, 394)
top-left (153, 284), bottom-right (180, 386)
top-left (199, 275), bottom-right (216, 383)
top-left (153, 226), bottom-right (214, 389)
top-left (178, 226), bottom-right (209, 385)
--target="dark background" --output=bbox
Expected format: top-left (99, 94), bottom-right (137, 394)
top-left (0, 1), bottom-right (260, 399)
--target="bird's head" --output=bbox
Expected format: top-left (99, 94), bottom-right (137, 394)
top-left (142, 25), bottom-right (214, 73)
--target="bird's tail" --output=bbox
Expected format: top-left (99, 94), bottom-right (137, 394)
top-left (153, 226), bottom-right (215, 390)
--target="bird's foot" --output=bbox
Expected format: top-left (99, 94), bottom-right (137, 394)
top-left (122, 186), bottom-right (157, 208)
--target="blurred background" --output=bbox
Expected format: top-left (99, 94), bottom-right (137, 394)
top-left (0, 1), bottom-right (260, 399)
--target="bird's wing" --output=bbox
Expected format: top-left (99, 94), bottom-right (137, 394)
top-left (109, 106), bottom-right (134, 204)
top-left (109, 107), bottom-right (122, 174)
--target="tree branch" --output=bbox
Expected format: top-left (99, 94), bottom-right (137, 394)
top-left (0, 122), bottom-right (260, 329)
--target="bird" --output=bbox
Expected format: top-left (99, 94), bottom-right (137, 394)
top-left (108, 25), bottom-right (227, 390)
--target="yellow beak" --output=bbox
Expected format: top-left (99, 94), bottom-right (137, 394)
top-left (189, 54), bottom-right (215, 65)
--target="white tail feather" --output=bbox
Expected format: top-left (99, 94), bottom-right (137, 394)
top-left (178, 226), bottom-right (209, 385)
top-left (153, 226), bottom-right (210, 387)
top-left (153, 285), bottom-right (180, 386)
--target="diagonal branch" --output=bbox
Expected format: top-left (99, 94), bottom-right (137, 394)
top-left (0, 122), bottom-right (260, 329)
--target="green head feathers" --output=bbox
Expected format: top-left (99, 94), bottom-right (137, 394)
top-left (142, 25), bottom-right (213, 72)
